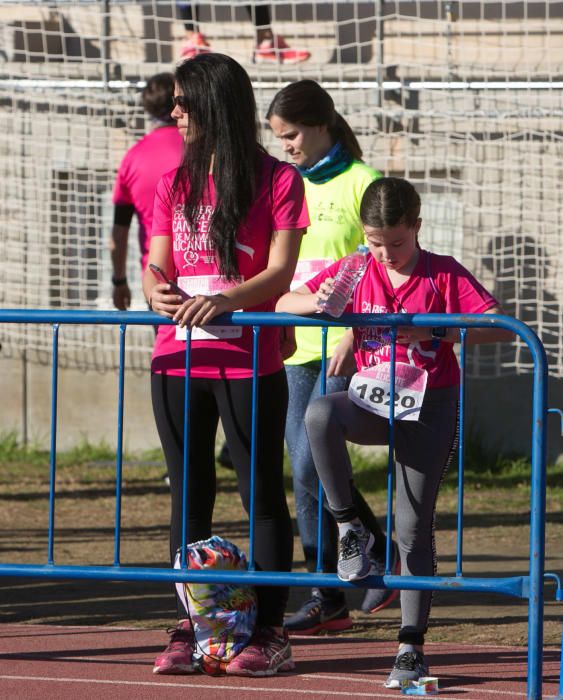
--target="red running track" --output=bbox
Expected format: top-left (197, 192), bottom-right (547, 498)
top-left (0, 624), bottom-right (560, 699)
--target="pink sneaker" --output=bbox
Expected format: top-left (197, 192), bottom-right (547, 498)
top-left (226, 626), bottom-right (295, 676)
top-left (152, 621), bottom-right (196, 675)
top-left (180, 32), bottom-right (211, 60)
top-left (254, 35), bottom-right (311, 65)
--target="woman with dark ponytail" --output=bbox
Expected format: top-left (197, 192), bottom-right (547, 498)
top-left (145, 54), bottom-right (309, 677)
top-left (267, 80), bottom-right (398, 635)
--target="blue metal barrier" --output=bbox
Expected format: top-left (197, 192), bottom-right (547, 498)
top-left (0, 309), bottom-right (551, 699)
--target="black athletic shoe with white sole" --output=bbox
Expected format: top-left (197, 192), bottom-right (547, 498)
top-left (284, 590), bottom-right (352, 635)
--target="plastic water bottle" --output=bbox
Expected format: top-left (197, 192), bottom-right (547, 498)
top-left (319, 244), bottom-right (369, 317)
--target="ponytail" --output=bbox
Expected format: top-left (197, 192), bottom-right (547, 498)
top-left (331, 112), bottom-right (363, 161)
top-left (267, 79), bottom-right (363, 161)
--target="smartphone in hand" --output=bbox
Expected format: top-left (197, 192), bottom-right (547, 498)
top-left (149, 263), bottom-right (191, 301)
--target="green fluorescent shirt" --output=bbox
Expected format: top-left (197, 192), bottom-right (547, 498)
top-left (286, 160), bottom-right (382, 366)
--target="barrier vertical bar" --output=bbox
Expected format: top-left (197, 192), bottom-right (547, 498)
top-left (526, 328), bottom-right (548, 700)
top-left (456, 327), bottom-right (467, 576)
top-left (316, 326), bottom-right (328, 573)
top-left (248, 325), bottom-right (260, 570)
top-left (113, 324), bottom-right (126, 566)
top-left (47, 323), bottom-right (60, 566)
top-left (319, 324), bottom-right (328, 395)
top-left (0, 310), bottom-right (553, 697)
top-left (560, 630), bottom-right (563, 699)
top-left (385, 328), bottom-right (397, 571)
top-left (180, 330), bottom-right (192, 569)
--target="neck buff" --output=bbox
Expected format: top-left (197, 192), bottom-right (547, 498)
top-left (297, 141), bottom-right (353, 184)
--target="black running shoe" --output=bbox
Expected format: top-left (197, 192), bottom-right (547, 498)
top-left (284, 590), bottom-right (352, 635)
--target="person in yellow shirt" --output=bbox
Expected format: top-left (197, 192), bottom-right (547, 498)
top-left (267, 80), bottom-right (399, 634)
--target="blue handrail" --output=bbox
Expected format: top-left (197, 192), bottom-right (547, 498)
top-left (0, 308), bottom-right (549, 699)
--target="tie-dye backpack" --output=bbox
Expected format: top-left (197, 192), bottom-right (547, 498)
top-left (174, 536), bottom-right (257, 675)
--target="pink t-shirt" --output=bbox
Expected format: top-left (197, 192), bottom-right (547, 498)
top-left (306, 249), bottom-right (498, 388)
top-left (112, 125), bottom-right (184, 272)
top-left (151, 152), bottom-right (310, 379)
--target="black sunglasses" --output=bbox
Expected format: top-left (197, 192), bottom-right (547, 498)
top-left (172, 95), bottom-right (189, 112)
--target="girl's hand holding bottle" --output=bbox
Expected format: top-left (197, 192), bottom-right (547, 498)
top-left (315, 278), bottom-right (336, 311)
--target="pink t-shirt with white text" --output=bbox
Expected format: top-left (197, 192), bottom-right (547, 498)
top-left (151, 152), bottom-right (309, 379)
top-left (112, 125), bottom-right (183, 271)
top-left (306, 249), bottom-right (498, 388)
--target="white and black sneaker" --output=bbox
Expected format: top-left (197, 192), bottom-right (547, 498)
top-left (337, 527), bottom-right (374, 582)
top-left (384, 649), bottom-right (429, 689)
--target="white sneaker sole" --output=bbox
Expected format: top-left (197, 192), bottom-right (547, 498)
top-left (226, 658), bottom-right (295, 676)
top-left (153, 664), bottom-right (195, 675)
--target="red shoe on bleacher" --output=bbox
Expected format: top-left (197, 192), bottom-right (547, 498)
top-left (254, 35), bottom-right (311, 64)
top-left (180, 32), bottom-right (211, 60)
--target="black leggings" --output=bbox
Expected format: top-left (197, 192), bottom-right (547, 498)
top-left (151, 370), bottom-right (293, 627)
top-left (177, 2), bottom-right (271, 32)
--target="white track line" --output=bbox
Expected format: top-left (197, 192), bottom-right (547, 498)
top-left (0, 674), bottom-right (522, 700)
top-left (307, 675), bottom-right (533, 697)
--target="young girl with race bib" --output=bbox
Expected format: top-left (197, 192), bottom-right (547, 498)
top-left (276, 177), bottom-right (511, 688)
top-left (145, 54), bottom-right (309, 677)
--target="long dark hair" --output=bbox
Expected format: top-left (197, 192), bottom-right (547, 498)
top-left (266, 79), bottom-right (363, 161)
top-left (360, 177), bottom-right (421, 228)
top-left (173, 54), bottom-right (262, 280)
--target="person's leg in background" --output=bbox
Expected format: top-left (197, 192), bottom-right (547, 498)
top-left (284, 361), bottom-right (351, 634)
top-left (176, 2), bottom-right (211, 59)
top-left (248, 4), bottom-right (311, 64)
top-left (176, 1), bottom-right (310, 63)
top-left (217, 435), bottom-right (234, 470)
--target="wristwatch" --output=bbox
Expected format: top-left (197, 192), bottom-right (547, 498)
top-left (430, 326), bottom-right (446, 348)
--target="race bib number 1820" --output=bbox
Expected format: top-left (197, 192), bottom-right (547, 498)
top-left (348, 362), bottom-right (428, 421)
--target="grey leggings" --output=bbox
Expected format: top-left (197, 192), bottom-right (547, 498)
top-left (305, 386), bottom-right (458, 645)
